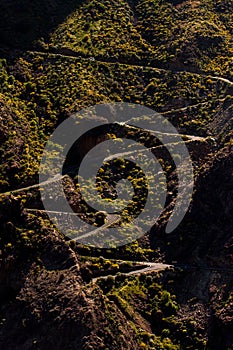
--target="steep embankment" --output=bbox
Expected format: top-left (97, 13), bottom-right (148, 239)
top-left (151, 145), bottom-right (233, 267)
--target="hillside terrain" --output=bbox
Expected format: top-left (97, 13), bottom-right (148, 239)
top-left (0, 0), bottom-right (233, 349)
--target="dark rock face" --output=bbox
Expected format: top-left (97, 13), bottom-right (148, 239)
top-left (0, 227), bottom-right (140, 350)
top-left (188, 145), bottom-right (233, 265)
top-left (0, 195), bottom-right (139, 349)
top-left (152, 145), bottom-right (233, 267)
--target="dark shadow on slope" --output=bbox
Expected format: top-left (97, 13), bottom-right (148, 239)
top-left (150, 145), bottom-right (233, 267)
top-left (0, 0), bottom-right (84, 50)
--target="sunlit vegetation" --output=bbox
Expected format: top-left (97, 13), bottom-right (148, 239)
top-left (0, 0), bottom-right (232, 349)
top-left (47, 0), bottom-right (233, 75)
top-left (0, 47), bottom-right (229, 192)
top-left (97, 272), bottom-right (207, 349)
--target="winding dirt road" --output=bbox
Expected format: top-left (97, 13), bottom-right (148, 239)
top-left (92, 261), bottom-right (172, 283)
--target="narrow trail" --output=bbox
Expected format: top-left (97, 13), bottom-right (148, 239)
top-left (104, 136), bottom-right (208, 163)
top-left (25, 208), bottom-right (121, 234)
top-left (116, 122), bottom-right (207, 141)
top-left (29, 50), bottom-right (164, 73)
top-left (25, 208), bottom-right (81, 216)
top-left (0, 175), bottom-right (64, 197)
top-left (211, 76), bottom-right (233, 86)
top-left (91, 260), bottom-right (233, 283)
top-left (29, 49), bottom-right (233, 86)
top-left (71, 214), bottom-right (122, 241)
top-left (0, 130), bottom-right (208, 198)
top-left (25, 209), bottom-right (141, 242)
top-left (92, 262), bottom-right (172, 283)
top-left (161, 101), bottom-right (209, 115)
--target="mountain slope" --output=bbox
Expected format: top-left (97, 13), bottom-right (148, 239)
top-left (0, 0), bottom-right (232, 349)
